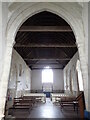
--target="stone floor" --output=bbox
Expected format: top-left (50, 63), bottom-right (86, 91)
top-left (6, 98), bottom-right (80, 119)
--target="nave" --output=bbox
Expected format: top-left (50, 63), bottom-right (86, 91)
top-left (1, 5), bottom-right (87, 119)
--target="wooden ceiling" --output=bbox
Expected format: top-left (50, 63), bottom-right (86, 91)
top-left (14, 11), bottom-right (77, 70)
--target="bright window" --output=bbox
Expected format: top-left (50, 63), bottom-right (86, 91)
top-left (42, 67), bottom-right (53, 83)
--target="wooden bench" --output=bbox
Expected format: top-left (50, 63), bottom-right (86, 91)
top-left (24, 93), bottom-right (46, 103)
top-left (9, 97), bottom-right (33, 113)
top-left (14, 99), bottom-right (33, 107)
top-left (13, 95), bottom-right (43, 109)
top-left (59, 91), bottom-right (85, 117)
top-left (51, 93), bottom-right (78, 111)
top-left (22, 96), bottom-right (36, 104)
top-left (51, 93), bottom-right (69, 103)
top-left (8, 93), bottom-right (46, 115)
top-left (23, 96), bottom-right (43, 104)
top-left (60, 97), bottom-right (78, 111)
top-left (75, 92), bottom-right (85, 118)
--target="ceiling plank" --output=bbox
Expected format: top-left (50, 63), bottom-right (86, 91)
top-left (14, 44), bottom-right (76, 48)
top-left (31, 68), bottom-right (63, 70)
top-left (28, 63), bottom-right (63, 65)
top-left (19, 26), bottom-right (72, 32)
top-left (24, 58), bottom-right (70, 61)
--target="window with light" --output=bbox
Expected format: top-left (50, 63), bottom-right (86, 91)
top-left (42, 66), bottom-right (53, 83)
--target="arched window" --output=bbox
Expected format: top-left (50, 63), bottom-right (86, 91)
top-left (42, 66), bottom-right (53, 83)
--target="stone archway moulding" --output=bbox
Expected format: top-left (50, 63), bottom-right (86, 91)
top-left (7, 2), bottom-right (88, 105)
top-left (7, 3), bottom-right (84, 45)
top-left (0, 2), bottom-right (88, 119)
top-left (6, 3), bottom-right (86, 78)
top-left (6, 3), bottom-right (87, 77)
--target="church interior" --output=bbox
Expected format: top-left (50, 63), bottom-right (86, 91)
top-left (0, 2), bottom-right (89, 120)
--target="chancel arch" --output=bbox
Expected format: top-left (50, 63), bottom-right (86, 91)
top-left (0, 2), bottom-right (88, 119)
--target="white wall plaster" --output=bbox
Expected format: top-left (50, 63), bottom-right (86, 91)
top-left (64, 52), bottom-right (79, 92)
top-left (8, 49), bottom-right (31, 98)
top-left (31, 69), bottom-right (64, 91)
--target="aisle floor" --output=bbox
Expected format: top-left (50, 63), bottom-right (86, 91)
top-left (9, 98), bottom-right (80, 119)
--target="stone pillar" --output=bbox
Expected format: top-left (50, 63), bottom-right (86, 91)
top-left (88, 1), bottom-right (90, 111)
top-left (0, 43), bottom-right (13, 119)
top-left (0, 2), bottom-right (2, 82)
top-left (77, 41), bottom-right (89, 117)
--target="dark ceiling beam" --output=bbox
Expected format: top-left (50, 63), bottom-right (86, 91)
top-left (24, 58), bottom-right (70, 61)
top-left (14, 44), bottom-right (76, 48)
top-left (31, 67), bottom-right (63, 70)
top-left (28, 63), bottom-right (62, 65)
top-left (19, 26), bottom-right (72, 32)
top-left (26, 51), bottom-right (32, 57)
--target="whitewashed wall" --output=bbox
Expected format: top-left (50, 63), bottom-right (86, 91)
top-left (53, 69), bottom-right (64, 90)
top-left (82, 3), bottom-right (89, 110)
top-left (63, 52), bottom-right (79, 92)
top-left (31, 70), bottom-right (42, 90)
top-left (31, 69), bottom-right (64, 91)
top-left (0, 2), bottom-right (8, 81)
top-left (8, 49), bottom-right (31, 98)
top-left (88, 2), bottom-right (90, 111)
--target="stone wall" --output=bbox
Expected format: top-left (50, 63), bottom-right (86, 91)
top-left (5, 49), bottom-right (31, 115)
top-left (88, 1), bottom-right (90, 112)
top-left (0, 2), bottom-right (8, 81)
top-left (63, 52), bottom-right (79, 92)
top-left (31, 69), bottom-right (64, 91)
top-left (8, 49), bottom-right (31, 99)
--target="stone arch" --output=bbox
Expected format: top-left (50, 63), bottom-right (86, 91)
top-left (7, 3), bottom-right (83, 45)
top-left (0, 2), bottom-right (88, 119)
top-left (6, 3), bottom-right (87, 84)
top-left (6, 3), bottom-right (87, 87)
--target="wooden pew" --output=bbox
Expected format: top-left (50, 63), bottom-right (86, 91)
top-left (24, 93), bottom-right (46, 103)
top-left (14, 99), bottom-right (33, 107)
top-left (9, 93), bottom-right (46, 115)
top-left (11, 97), bottom-right (33, 113)
top-left (60, 97), bottom-right (77, 111)
top-left (59, 91), bottom-right (85, 117)
top-left (13, 95), bottom-right (43, 110)
top-left (23, 96), bottom-right (36, 104)
top-left (23, 95), bottom-right (43, 104)
top-left (75, 92), bottom-right (85, 118)
top-left (51, 93), bottom-right (77, 110)
top-left (51, 93), bottom-right (69, 103)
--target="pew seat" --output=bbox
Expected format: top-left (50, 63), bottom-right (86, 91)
top-left (24, 93), bottom-right (46, 103)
